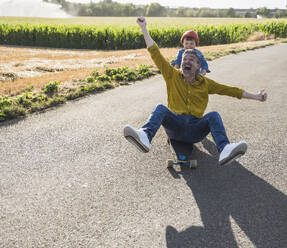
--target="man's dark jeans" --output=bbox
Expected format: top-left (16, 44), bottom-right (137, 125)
top-left (142, 104), bottom-right (229, 153)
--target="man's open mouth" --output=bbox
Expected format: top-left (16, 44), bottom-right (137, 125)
top-left (183, 66), bottom-right (192, 71)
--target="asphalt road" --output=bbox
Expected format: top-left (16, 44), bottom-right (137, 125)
top-left (1, 43), bottom-right (287, 248)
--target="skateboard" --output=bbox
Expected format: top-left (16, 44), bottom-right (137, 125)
top-left (167, 138), bottom-right (197, 168)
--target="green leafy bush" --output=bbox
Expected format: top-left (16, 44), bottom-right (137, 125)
top-left (0, 113), bottom-right (5, 121)
top-left (42, 81), bottom-right (60, 94)
top-left (0, 96), bottom-right (13, 108)
top-left (96, 75), bottom-right (111, 82)
top-left (86, 76), bottom-right (96, 83)
top-left (16, 92), bottom-right (34, 108)
top-left (1, 105), bottom-right (26, 120)
top-left (91, 70), bottom-right (100, 78)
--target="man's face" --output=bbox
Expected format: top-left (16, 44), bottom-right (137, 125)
top-left (183, 39), bottom-right (196, 49)
top-left (181, 53), bottom-right (200, 76)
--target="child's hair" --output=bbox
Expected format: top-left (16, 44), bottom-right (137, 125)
top-left (185, 37), bottom-right (194, 41)
top-left (180, 30), bottom-right (199, 46)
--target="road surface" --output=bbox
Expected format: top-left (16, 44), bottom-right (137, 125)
top-left (1, 43), bottom-right (287, 248)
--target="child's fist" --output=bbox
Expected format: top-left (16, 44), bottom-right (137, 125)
top-left (200, 69), bottom-right (207, 76)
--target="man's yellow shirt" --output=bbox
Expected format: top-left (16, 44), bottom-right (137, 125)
top-left (148, 43), bottom-right (244, 118)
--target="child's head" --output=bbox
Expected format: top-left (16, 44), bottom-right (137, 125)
top-left (180, 30), bottom-right (199, 49)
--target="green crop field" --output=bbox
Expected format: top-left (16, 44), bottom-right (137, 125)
top-left (0, 17), bottom-right (286, 50)
top-left (0, 16), bottom-right (286, 27)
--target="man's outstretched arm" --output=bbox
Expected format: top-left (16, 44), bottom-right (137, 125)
top-left (208, 79), bottom-right (267, 102)
top-left (242, 89), bottom-right (267, 102)
top-left (137, 17), bottom-right (154, 48)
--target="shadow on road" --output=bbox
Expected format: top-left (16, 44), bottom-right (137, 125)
top-left (166, 138), bottom-right (287, 248)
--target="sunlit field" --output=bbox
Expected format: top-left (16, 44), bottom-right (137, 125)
top-left (1, 16), bottom-right (286, 27)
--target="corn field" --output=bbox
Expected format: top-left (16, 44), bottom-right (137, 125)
top-left (0, 21), bottom-right (286, 50)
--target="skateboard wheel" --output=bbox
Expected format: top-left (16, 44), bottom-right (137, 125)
top-left (167, 159), bottom-right (174, 168)
top-left (190, 160), bottom-right (198, 168)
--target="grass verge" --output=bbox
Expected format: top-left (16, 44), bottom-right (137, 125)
top-left (0, 65), bottom-right (155, 122)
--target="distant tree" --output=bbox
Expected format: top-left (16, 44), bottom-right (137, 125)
top-left (46, 0), bottom-right (267, 18)
top-left (215, 9), bottom-right (221, 17)
top-left (135, 6), bottom-right (146, 16)
top-left (244, 12), bottom-right (253, 18)
top-left (275, 9), bottom-right (287, 18)
top-left (256, 7), bottom-right (271, 18)
top-left (121, 3), bottom-right (136, 16)
top-left (145, 3), bottom-right (167, 17)
top-left (175, 7), bottom-right (187, 17)
top-left (226, 8), bottom-right (237, 17)
top-left (43, 0), bottom-right (66, 5)
top-left (185, 8), bottom-right (197, 17)
top-left (197, 8), bottom-right (216, 17)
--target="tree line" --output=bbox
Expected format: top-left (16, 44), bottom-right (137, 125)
top-left (43, 0), bottom-right (287, 18)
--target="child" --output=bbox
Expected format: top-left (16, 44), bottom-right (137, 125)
top-left (172, 30), bottom-right (210, 76)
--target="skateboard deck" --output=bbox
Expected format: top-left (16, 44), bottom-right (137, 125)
top-left (167, 138), bottom-right (197, 168)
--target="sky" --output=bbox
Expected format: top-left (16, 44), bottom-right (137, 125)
top-left (67, 0), bottom-right (287, 9)
top-left (0, 0), bottom-right (70, 17)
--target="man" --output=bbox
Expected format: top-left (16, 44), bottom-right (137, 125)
top-left (124, 17), bottom-right (267, 166)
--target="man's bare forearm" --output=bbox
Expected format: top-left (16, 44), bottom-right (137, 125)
top-left (141, 27), bottom-right (154, 48)
top-left (137, 17), bottom-right (154, 48)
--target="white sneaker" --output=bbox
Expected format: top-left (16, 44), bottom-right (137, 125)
top-left (219, 141), bottom-right (247, 166)
top-left (124, 125), bottom-right (150, 153)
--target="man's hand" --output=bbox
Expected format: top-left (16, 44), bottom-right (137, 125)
top-left (257, 89), bottom-right (267, 102)
top-left (242, 89), bottom-right (267, 102)
top-left (136, 16), bottom-right (146, 29)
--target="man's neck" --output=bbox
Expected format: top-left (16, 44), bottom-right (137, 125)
top-left (183, 73), bottom-right (197, 84)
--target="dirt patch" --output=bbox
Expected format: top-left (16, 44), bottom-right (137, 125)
top-left (0, 39), bottom-right (279, 96)
top-left (246, 32), bottom-right (275, 42)
top-left (0, 72), bottom-right (18, 81)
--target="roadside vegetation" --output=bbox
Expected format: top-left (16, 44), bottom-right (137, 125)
top-left (0, 65), bottom-right (155, 122)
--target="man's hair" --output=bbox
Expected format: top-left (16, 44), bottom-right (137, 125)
top-left (183, 49), bottom-right (201, 65)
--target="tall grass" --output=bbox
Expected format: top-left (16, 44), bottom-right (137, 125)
top-left (0, 21), bottom-right (286, 50)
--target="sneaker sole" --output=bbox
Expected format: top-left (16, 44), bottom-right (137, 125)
top-left (219, 143), bottom-right (247, 166)
top-left (124, 127), bottom-right (149, 153)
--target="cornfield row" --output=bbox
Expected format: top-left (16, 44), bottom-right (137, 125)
top-left (0, 22), bottom-right (286, 49)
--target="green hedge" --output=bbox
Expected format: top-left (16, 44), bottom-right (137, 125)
top-left (0, 22), bottom-right (286, 50)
